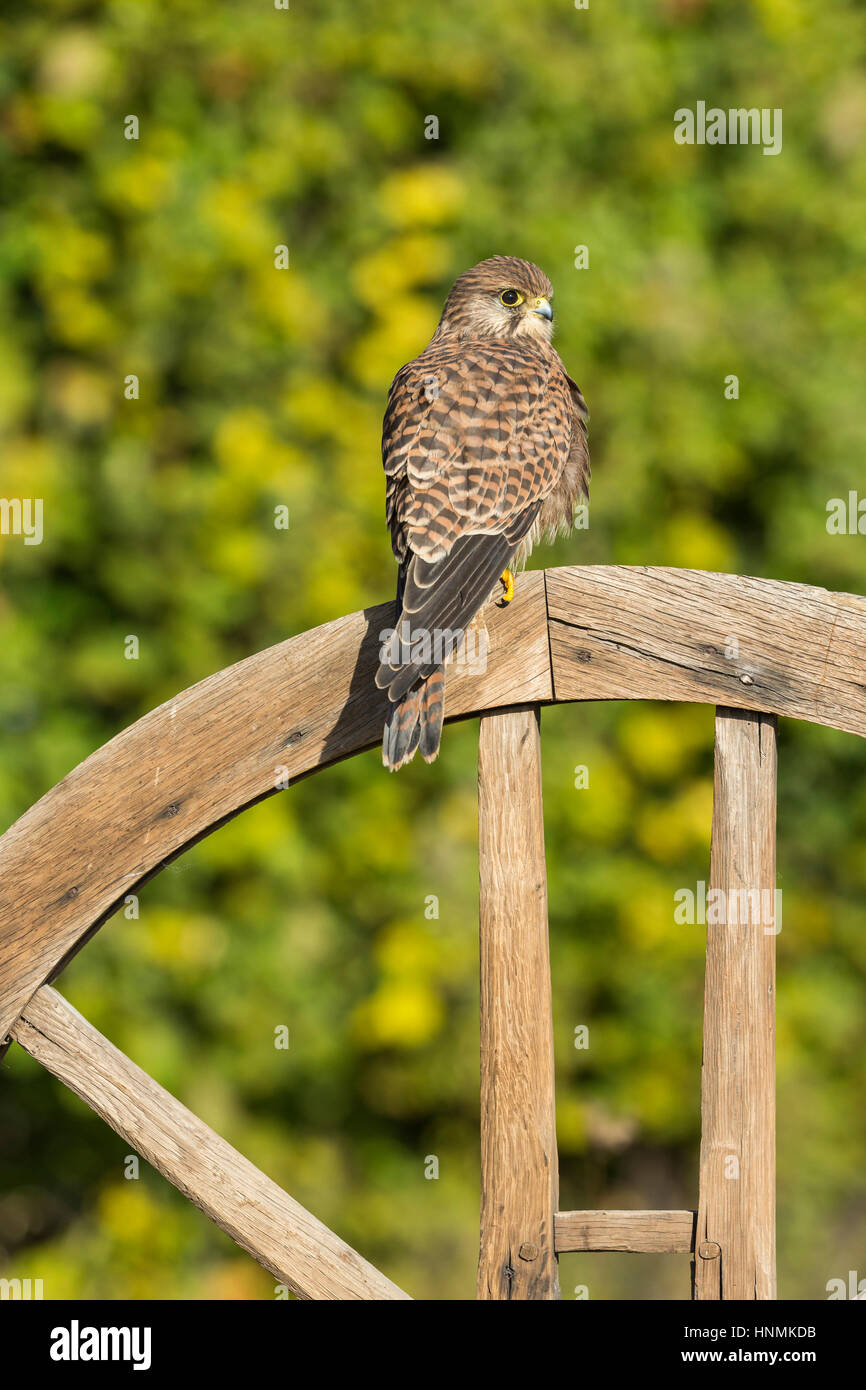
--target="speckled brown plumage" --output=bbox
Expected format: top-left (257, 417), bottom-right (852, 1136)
top-left (376, 256), bottom-right (589, 769)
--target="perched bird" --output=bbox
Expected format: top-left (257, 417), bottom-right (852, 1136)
top-left (376, 255), bottom-right (589, 770)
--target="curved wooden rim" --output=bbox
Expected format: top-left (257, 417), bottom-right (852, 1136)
top-left (1, 563), bottom-right (864, 1039)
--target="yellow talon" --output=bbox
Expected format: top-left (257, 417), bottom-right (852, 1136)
top-left (499, 568), bottom-right (514, 604)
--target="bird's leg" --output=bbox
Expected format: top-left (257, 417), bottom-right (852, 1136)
top-left (499, 569), bottom-right (514, 604)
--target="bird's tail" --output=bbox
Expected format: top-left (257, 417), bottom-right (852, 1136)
top-left (382, 665), bottom-right (445, 771)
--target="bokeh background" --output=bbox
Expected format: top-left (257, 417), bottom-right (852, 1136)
top-left (1, 0), bottom-right (866, 1301)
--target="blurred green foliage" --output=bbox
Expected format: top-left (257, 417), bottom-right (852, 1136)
top-left (1, 0), bottom-right (866, 1300)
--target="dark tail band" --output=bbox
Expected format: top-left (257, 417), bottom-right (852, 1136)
top-left (382, 665), bottom-right (445, 771)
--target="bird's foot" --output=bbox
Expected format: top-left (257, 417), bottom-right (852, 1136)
top-left (498, 569), bottom-right (514, 605)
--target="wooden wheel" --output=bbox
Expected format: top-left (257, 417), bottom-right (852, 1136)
top-left (2, 565), bottom-right (864, 1298)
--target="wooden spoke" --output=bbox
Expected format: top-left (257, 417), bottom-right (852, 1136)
top-left (477, 706), bottom-right (559, 1300)
top-left (694, 709), bottom-right (777, 1300)
top-left (11, 987), bottom-right (411, 1301)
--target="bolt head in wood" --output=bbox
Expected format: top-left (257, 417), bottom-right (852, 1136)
top-left (518, 1242), bottom-right (539, 1261)
top-left (698, 1240), bottom-right (721, 1260)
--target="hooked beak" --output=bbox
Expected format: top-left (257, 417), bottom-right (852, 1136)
top-left (530, 296), bottom-right (553, 322)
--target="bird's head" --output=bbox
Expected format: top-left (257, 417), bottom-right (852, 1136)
top-left (435, 256), bottom-right (555, 343)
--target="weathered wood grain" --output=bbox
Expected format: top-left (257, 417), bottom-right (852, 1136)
top-left (11, 986), bottom-right (410, 1301)
top-left (694, 709), bottom-right (777, 1301)
top-left (3, 565), bottom-right (861, 1301)
top-left (547, 566), bottom-right (866, 738)
top-left (477, 707), bottom-right (559, 1300)
top-left (555, 1209), bottom-right (697, 1254)
top-left (0, 573), bottom-right (550, 1042)
top-left (2, 564), bottom-right (864, 1047)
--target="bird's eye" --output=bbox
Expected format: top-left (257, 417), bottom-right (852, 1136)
top-left (499, 289), bottom-right (523, 306)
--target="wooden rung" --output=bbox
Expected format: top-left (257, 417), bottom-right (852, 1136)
top-left (555, 1210), bottom-right (697, 1254)
top-left (10, 986), bottom-right (411, 1301)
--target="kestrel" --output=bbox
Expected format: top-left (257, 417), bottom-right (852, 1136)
top-left (376, 255), bottom-right (589, 770)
